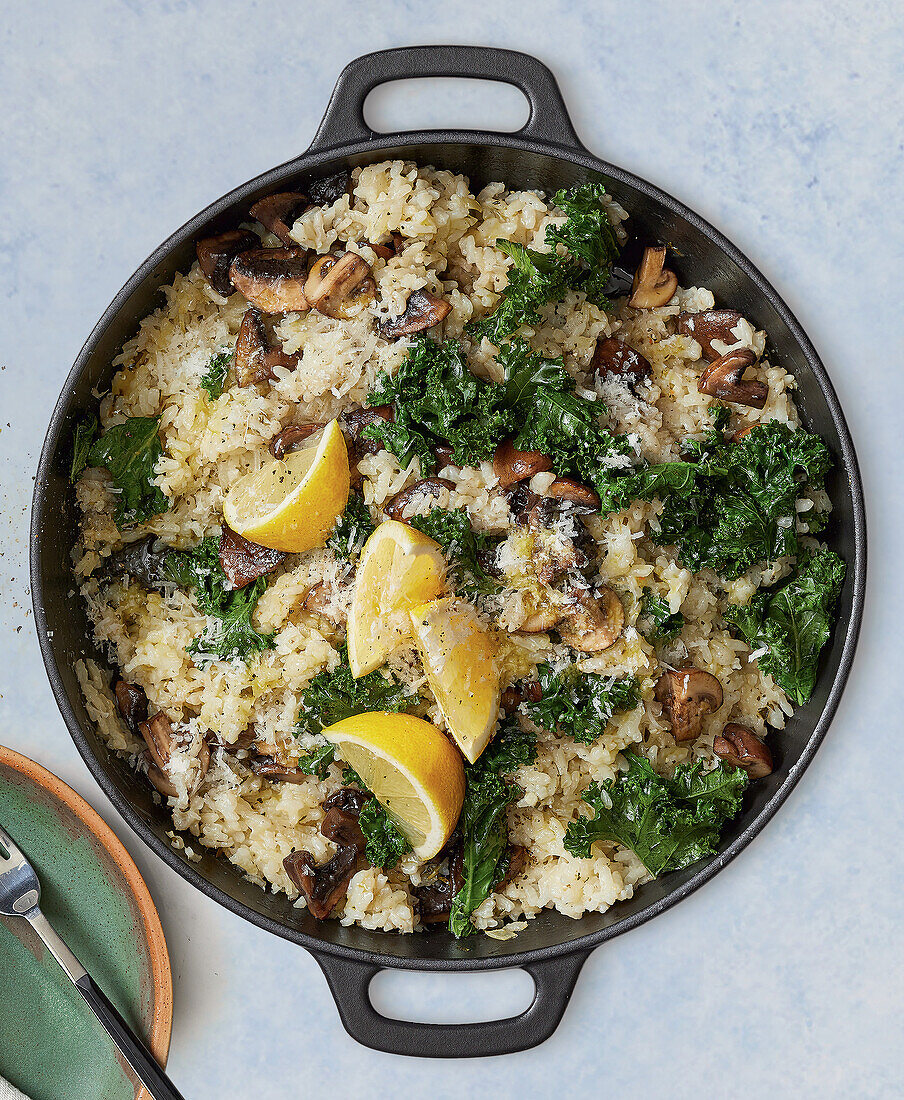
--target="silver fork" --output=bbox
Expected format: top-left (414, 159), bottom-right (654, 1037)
top-left (0, 819), bottom-right (185, 1100)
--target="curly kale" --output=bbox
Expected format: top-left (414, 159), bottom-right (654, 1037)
top-left (449, 717), bottom-right (536, 938)
top-left (408, 507), bottom-right (501, 598)
top-left (638, 589), bottom-right (685, 644)
top-left (564, 753), bottom-right (748, 876)
top-left (199, 350), bottom-right (232, 400)
top-left (327, 494), bottom-right (376, 559)
top-left (545, 182), bottom-right (621, 306)
top-left (358, 799), bottom-right (411, 869)
top-left (725, 547), bottom-right (845, 705)
top-left (294, 646), bottom-right (416, 739)
top-left (523, 664), bottom-right (640, 745)
top-left (87, 416), bottom-right (169, 527)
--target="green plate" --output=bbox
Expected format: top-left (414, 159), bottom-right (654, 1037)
top-left (0, 747), bottom-right (172, 1100)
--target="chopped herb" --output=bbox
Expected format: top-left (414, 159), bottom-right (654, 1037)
top-left (638, 589), bottom-right (685, 644)
top-left (199, 350), bottom-right (232, 400)
top-left (70, 413), bottom-right (99, 483)
top-left (327, 494), bottom-right (376, 559)
top-left (294, 646), bottom-right (415, 739)
top-left (449, 717), bottom-right (535, 938)
top-left (408, 507), bottom-right (501, 597)
top-left (725, 547), bottom-right (845, 705)
top-left (87, 416), bottom-right (169, 527)
top-left (564, 752), bottom-right (748, 876)
top-left (523, 663), bottom-right (640, 744)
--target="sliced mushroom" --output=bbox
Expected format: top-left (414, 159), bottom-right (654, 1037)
top-left (341, 405), bottom-right (394, 457)
top-left (305, 252), bottom-right (375, 319)
top-left (139, 712), bottom-right (209, 794)
top-left (283, 846), bottom-right (358, 920)
top-left (107, 535), bottom-right (174, 592)
top-left (413, 837), bottom-right (463, 924)
top-left (628, 246), bottom-right (678, 309)
top-left (492, 438), bottom-right (553, 490)
top-left (378, 290), bottom-right (452, 339)
top-left (502, 679), bottom-right (543, 709)
top-left (302, 582), bottom-right (342, 624)
top-left (676, 309), bottom-right (744, 360)
top-left (731, 423), bottom-right (759, 443)
top-left (249, 192), bottom-right (309, 246)
top-left (306, 170), bottom-right (351, 207)
top-left (433, 442), bottom-right (456, 469)
top-left (591, 336), bottom-right (653, 386)
top-left (655, 667), bottom-right (724, 742)
top-left (364, 234), bottom-right (405, 261)
top-left (713, 723), bottom-right (773, 779)
top-left (208, 727), bottom-right (257, 753)
top-left (196, 229), bottom-right (259, 297)
top-left (251, 757), bottom-right (311, 784)
top-left (268, 422), bottom-right (325, 459)
top-left (219, 526), bottom-right (286, 589)
top-left (558, 588), bottom-right (624, 652)
top-left (234, 308), bottom-right (300, 385)
top-left (698, 349), bottom-right (768, 408)
top-left (517, 602), bottom-right (566, 634)
top-left (384, 477), bottom-right (455, 522)
top-left (114, 679), bottom-right (148, 736)
top-left (544, 478), bottom-right (601, 511)
top-left (320, 788), bottom-right (369, 851)
top-left (496, 844), bottom-right (528, 891)
top-left (229, 247), bottom-right (311, 313)
top-left (145, 760), bottom-right (179, 799)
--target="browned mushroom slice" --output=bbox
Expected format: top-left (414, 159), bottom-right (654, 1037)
top-left (305, 253), bottom-right (376, 319)
top-left (628, 246), bottom-right (678, 308)
top-left (114, 679), bottom-right (148, 736)
top-left (307, 170), bottom-right (351, 207)
top-left (413, 837), bottom-right (463, 923)
top-left (378, 290), bottom-right (453, 339)
top-left (433, 442), bottom-right (457, 469)
top-left (495, 844), bottom-right (528, 891)
top-left (209, 726), bottom-right (257, 753)
top-left (283, 847), bottom-right (358, 920)
top-left (558, 588), bottom-right (625, 652)
top-left (229, 247), bottom-right (311, 313)
top-left (196, 229), bottom-right (259, 297)
top-left (730, 423), bottom-right (759, 443)
top-left (249, 192), bottom-right (309, 246)
top-left (713, 723), bottom-right (773, 779)
top-left (676, 309), bottom-right (745, 360)
top-left (302, 583), bottom-right (343, 623)
top-left (384, 477), bottom-right (456, 522)
top-left (492, 438), bottom-right (553, 490)
top-left (341, 405), bottom-right (395, 457)
top-left (234, 308), bottom-right (300, 385)
top-left (655, 667), bottom-right (724, 742)
top-left (269, 422), bottom-right (326, 459)
top-left (698, 349), bottom-right (768, 408)
top-left (219, 526), bottom-right (286, 589)
top-left (517, 603), bottom-right (566, 634)
top-left (591, 336), bottom-right (653, 386)
top-left (544, 478), bottom-right (601, 511)
top-left (320, 788), bottom-right (369, 851)
top-left (139, 712), bottom-right (210, 794)
top-left (145, 759), bottom-right (179, 799)
top-left (251, 757), bottom-right (311, 784)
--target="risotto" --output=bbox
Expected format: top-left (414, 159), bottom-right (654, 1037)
top-left (71, 160), bottom-right (843, 937)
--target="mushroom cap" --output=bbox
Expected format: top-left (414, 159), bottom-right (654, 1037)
top-left (196, 229), bottom-right (260, 297)
top-left (713, 723), bottom-right (773, 779)
top-left (655, 666), bottom-right (724, 742)
top-left (591, 336), bottom-right (653, 386)
top-left (558, 587), bottom-right (625, 652)
top-left (305, 252), bottom-right (375, 319)
top-left (676, 309), bottom-right (745, 360)
top-left (384, 477), bottom-right (456, 522)
top-left (378, 289), bottom-right (452, 339)
top-left (492, 438), bottom-right (553, 489)
top-left (229, 247), bottom-right (311, 313)
top-left (218, 526), bottom-right (285, 589)
top-left (698, 348), bottom-right (768, 408)
top-left (628, 245), bottom-right (678, 309)
top-left (249, 191), bottom-right (310, 246)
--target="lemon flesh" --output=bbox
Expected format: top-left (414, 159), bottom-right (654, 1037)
top-left (322, 711), bottom-right (465, 859)
top-left (347, 520), bottom-right (447, 678)
top-left (222, 419), bottom-right (349, 553)
top-left (409, 597), bottom-right (501, 764)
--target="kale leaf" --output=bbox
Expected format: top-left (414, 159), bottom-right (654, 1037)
top-left (327, 493), bottom-right (376, 559)
top-left (469, 241), bottom-right (568, 345)
top-left (358, 799), bottom-right (411, 869)
top-left (449, 717), bottom-right (535, 938)
top-left (638, 589), bottom-right (685, 644)
top-left (545, 182), bottom-right (620, 306)
top-left (523, 663), bottom-right (640, 744)
top-left (295, 741), bottom-right (336, 779)
top-left (364, 336), bottom-right (510, 470)
top-left (163, 537), bottom-right (275, 664)
top-left (294, 646), bottom-right (415, 739)
top-left (563, 753), bottom-right (748, 876)
top-left (199, 351), bottom-right (232, 400)
top-left (408, 507), bottom-right (501, 597)
top-left (70, 413), bottom-right (99, 483)
top-left (724, 547), bottom-right (845, 704)
top-left (87, 416), bottom-right (169, 527)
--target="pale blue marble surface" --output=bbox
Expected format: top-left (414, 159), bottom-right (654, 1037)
top-left (1, 2), bottom-right (902, 1096)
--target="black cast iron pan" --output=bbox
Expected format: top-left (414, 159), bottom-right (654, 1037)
top-left (30, 46), bottom-right (866, 1057)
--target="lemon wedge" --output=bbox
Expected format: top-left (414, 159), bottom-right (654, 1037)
top-left (322, 712), bottom-right (465, 859)
top-left (347, 520), bottom-right (447, 678)
top-left (222, 419), bottom-right (349, 553)
top-left (409, 597), bottom-right (500, 764)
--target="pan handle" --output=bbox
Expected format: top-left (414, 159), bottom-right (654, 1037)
top-left (314, 949), bottom-right (591, 1058)
top-left (308, 45), bottom-right (585, 154)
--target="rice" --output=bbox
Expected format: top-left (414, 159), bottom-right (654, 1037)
top-left (74, 160), bottom-right (808, 935)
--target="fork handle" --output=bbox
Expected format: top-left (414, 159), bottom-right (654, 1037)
top-left (26, 910), bottom-right (185, 1100)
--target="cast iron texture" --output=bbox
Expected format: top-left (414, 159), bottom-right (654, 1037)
top-left (31, 46), bottom-right (866, 1058)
